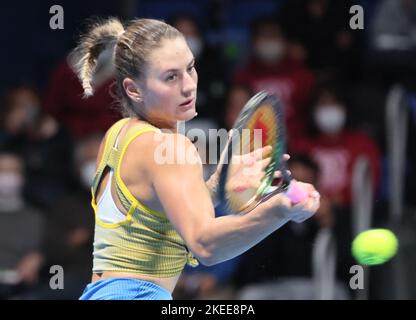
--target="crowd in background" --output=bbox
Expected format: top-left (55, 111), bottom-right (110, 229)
top-left (1, 0), bottom-right (416, 300)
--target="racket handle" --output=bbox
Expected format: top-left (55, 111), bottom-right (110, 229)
top-left (285, 181), bottom-right (308, 205)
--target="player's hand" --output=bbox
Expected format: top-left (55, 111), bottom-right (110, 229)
top-left (224, 147), bottom-right (291, 193)
top-left (225, 145), bottom-right (272, 193)
top-left (261, 181), bottom-right (320, 223)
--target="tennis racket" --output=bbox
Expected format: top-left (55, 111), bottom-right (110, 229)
top-left (216, 91), bottom-right (308, 215)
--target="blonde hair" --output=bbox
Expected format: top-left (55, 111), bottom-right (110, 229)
top-left (72, 17), bottom-right (183, 117)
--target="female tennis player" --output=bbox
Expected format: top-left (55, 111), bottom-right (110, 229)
top-left (73, 17), bottom-right (320, 300)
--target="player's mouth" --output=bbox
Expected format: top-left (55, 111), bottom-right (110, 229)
top-left (178, 98), bottom-right (194, 109)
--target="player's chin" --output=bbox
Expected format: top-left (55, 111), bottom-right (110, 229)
top-left (176, 105), bottom-right (197, 121)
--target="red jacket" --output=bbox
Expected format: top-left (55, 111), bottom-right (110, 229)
top-left (233, 57), bottom-right (314, 142)
top-left (291, 131), bottom-right (381, 206)
top-left (43, 61), bottom-right (121, 139)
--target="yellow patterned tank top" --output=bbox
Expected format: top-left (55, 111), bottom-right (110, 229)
top-left (91, 118), bottom-right (198, 277)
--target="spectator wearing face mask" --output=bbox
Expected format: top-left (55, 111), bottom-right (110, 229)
top-left (291, 84), bottom-right (383, 299)
top-left (233, 154), bottom-right (351, 299)
top-left (0, 85), bottom-right (74, 209)
top-left (233, 16), bottom-right (315, 144)
top-left (20, 134), bottom-right (98, 299)
top-left (170, 14), bottom-right (229, 126)
top-left (291, 84), bottom-right (381, 208)
top-left (0, 152), bottom-right (45, 299)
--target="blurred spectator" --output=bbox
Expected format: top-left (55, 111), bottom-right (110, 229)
top-left (43, 47), bottom-right (120, 140)
top-left (21, 134), bottom-right (98, 299)
top-left (278, 0), bottom-right (363, 80)
top-left (233, 155), bottom-right (321, 289)
top-left (368, 0), bottom-right (416, 89)
top-left (290, 154), bottom-right (354, 296)
top-left (290, 154), bottom-right (333, 229)
top-left (0, 85), bottom-right (74, 209)
top-left (0, 152), bottom-right (45, 299)
top-left (290, 82), bottom-right (384, 297)
top-left (233, 16), bottom-right (314, 143)
top-left (223, 84), bottom-right (254, 130)
top-left (291, 83), bottom-right (381, 207)
top-left (221, 87), bottom-right (337, 287)
top-left (174, 257), bottom-right (239, 300)
top-left (233, 154), bottom-right (349, 299)
top-left (170, 14), bottom-right (229, 125)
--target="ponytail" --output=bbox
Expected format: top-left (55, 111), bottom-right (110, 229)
top-left (71, 16), bottom-right (183, 117)
top-left (71, 17), bottom-right (124, 97)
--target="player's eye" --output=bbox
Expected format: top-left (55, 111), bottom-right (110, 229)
top-left (166, 74), bottom-right (177, 82)
top-left (187, 64), bottom-right (195, 73)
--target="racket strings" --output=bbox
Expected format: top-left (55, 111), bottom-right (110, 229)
top-left (226, 103), bottom-right (280, 212)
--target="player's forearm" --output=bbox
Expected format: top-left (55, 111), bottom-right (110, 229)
top-left (194, 203), bottom-right (290, 266)
top-left (205, 170), bottom-right (219, 206)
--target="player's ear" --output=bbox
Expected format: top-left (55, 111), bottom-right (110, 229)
top-left (123, 78), bottom-right (143, 103)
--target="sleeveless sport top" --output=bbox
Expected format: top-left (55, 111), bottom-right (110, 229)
top-left (91, 118), bottom-right (198, 277)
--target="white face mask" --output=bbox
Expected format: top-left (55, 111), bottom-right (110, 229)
top-left (255, 40), bottom-right (285, 63)
top-left (0, 172), bottom-right (23, 197)
top-left (186, 36), bottom-right (203, 59)
top-left (80, 161), bottom-right (96, 189)
top-left (314, 105), bottom-right (346, 134)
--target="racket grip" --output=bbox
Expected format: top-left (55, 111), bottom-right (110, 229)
top-left (285, 181), bottom-right (308, 205)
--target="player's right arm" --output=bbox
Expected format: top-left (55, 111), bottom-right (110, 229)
top-left (145, 132), bottom-right (319, 266)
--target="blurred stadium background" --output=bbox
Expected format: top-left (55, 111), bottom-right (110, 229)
top-left (0, 0), bottom-right (415, 300)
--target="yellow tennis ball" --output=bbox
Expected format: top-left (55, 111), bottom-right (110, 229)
top-left (352, 229), bottom-right (398, 265)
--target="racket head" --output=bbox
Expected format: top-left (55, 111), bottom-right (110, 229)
top-left (217, 91), bottom-right (291, 214)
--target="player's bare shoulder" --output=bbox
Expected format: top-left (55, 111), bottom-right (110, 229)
top-left (152, 131), bottom-right (202, 167)
top-left (126, 130), bottom-right (202, 169)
